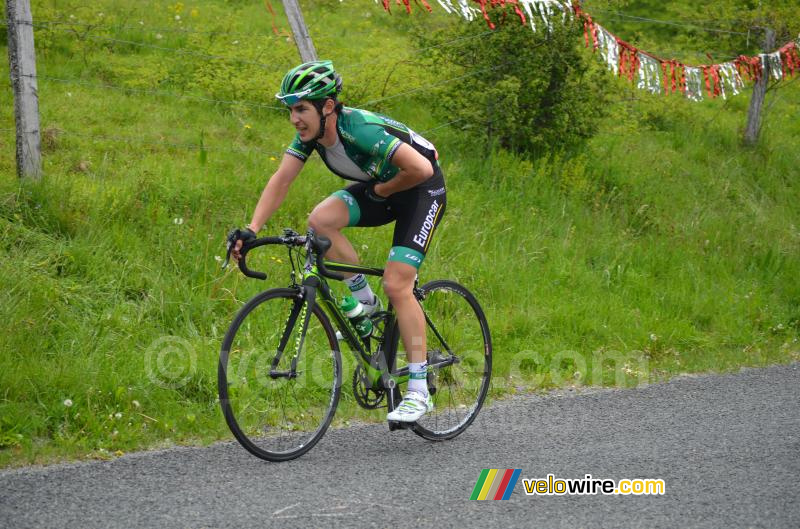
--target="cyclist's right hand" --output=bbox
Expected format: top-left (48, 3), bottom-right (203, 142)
top-left (224, 227), bottom-right (256, 266)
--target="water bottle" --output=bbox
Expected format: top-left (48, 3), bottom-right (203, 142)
top-left (340, 296), bottom-right (373, 338)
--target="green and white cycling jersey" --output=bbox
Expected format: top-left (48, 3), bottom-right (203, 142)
top-left (285, 106), bottom-right (438, 182)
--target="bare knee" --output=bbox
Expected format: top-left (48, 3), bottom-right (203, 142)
top-left (382, 271), bottom-right (414, 304)
top-left (308, 199), bottom-right (347, 234)
top-left (307, 210), bottom-right (331, 233)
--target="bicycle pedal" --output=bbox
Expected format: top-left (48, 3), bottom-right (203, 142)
top-left (388, 420), bottom-right (414, 431)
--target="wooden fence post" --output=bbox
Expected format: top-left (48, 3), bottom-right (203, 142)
top-left (281, 0), bottom-right (317, 63)
top-left (6, 0), bottom-right (42, 179)
top-left (743, 28), bottom-right (775, 146)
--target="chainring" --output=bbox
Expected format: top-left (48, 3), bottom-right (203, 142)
top-left (352, 364), bottom-right (385, 409)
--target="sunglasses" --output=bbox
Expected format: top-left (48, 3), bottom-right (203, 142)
top-left (275, 89), bottom-right (313, 107)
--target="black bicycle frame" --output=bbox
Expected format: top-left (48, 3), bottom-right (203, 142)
top-left (236, 232), bottom-right (456, 409)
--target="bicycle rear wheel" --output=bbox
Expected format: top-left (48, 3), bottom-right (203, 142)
top-left (392, 280), bottom-right (492, 440)
top-left (218, 287), bottom-right (341, 461)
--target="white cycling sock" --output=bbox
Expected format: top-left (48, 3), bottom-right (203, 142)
top-left (407, 362), bottom-right (428, 396)
top-left (345, 274), bottom-right (377, 306)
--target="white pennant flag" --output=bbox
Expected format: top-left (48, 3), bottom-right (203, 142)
top-left (718, 62), bottom-right (743, 99)
top-left (435, 0), bottom-right (480, 21)
top-left (766, 51), bottom-right (783, 80)
top-left (517, 0), bottom-right (572, 33)
top-left (684, 67), bottom-right (703, 102)
top-left (595, 26), bottom-right (619, 76)
top-left (637, 53), bottom-right (662, 94)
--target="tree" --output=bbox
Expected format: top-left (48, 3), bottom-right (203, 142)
top-left (418, 7), bottom-right (611, 157)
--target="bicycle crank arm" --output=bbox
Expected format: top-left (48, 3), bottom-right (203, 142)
top-left (428, 355), bottom-right (458, 369)
top-left (269, 370), bottom-right (298, 379)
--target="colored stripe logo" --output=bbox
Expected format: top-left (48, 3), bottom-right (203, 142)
top-left (470, 469), bottom-right (522, 500)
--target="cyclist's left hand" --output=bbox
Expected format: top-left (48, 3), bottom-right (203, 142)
top-left (366, 182), bottom-right (389, 202)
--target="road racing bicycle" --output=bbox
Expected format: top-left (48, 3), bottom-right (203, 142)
top-left (218, 228), bottom-right (492, 461)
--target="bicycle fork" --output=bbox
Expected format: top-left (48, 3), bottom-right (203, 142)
top-left (268, 282), bottom-right (318, 379)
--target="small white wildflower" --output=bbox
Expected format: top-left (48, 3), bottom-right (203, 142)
top-left (69, 14), bottom-right (75, 19)
top-left (214, 255), bottom-right (222, 262)
top-left (63, 399), bottom-right (73, 407)
top-left (361, 244), bottom-right (369, 250)
top-left (173, 217), bottom-right (184, 225)
top-left (115, 412), bottom-right (123, 419)
top-left (132, 400), bottom-right (140, 408)
top-left (98, 12), bottom-right (104, 17)
top-left (139, 20), bottom-right (144, 25)
top-left (232, 40), bottom-right (239, 45)
top-left (155, 33), bottom-right (163, 40)
top-left (649, 333), bottom-right (658, 342)
top-left (174, 15), bottom-right (181, 20)
top-left (67, 92), bottom-right (72, 97)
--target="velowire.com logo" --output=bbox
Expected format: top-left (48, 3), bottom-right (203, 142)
top-left (470, 469), bottom-right (522, 501)
top-left (471, 470), bottom-right (667, 500)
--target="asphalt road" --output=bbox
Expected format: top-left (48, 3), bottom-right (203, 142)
top-left (2, 363), bottom-right (798, 529)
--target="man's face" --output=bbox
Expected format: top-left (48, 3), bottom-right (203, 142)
top-left (289, 100), bottom-right (319, 142)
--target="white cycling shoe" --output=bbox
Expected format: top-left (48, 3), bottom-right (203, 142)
top-left (387, 391), bottom-right (433, 423)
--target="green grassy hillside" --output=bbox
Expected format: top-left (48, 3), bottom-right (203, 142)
top-left (1, 0), bottom-right (798, 466)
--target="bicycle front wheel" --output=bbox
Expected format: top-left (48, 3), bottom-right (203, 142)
top-left (393, 280), bottom-right (492, 440)
top-left (218, 287), bottom-right (341, 461)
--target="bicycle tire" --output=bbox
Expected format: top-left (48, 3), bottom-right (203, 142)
top-left (390, 280), bottom-right (492, 440)
top-left (218, 287), bottom-right (342, 461)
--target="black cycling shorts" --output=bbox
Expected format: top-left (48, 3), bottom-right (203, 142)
top-left (330, 166), bottom-right (446, 269)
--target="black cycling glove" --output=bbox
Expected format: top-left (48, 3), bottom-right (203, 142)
top-left (223, 227), bottom-right (256, 267)
top-left (365, 183), bottom-right (388, 203)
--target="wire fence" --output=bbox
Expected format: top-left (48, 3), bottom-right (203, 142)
top-left (1, 12), bottom-right (513, 152)
top-left (24, 74), bottom-right (286, 111)
top-left (580, 7), bottom-right (752, 37)
top-left (5, 18), bottom-right (501, 77)
top-left (28, 22), bottom-right (291, 71)
top-left (36, 127), bottom-right (286, 157)
top-left (4, 5), bottom-right (796, 156)
top-left (14, 15), bottom-right (419, 41)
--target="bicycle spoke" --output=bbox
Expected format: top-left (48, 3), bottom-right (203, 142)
top-left (219, 288), bottom-right (341, 461)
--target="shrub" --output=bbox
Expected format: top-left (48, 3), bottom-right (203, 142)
top-left (419, 7), bottom-right (611, 158)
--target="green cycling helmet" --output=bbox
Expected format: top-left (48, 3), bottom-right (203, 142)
top-left (276, 60), bottom-right (342, 106)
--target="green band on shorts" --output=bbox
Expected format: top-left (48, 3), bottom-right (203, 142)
top-left (388, 246), bottom-right (425, 269)
top-left (331, 190), bottom-right (360, 227)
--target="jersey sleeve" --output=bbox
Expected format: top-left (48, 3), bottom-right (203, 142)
top-left (285, 133), bottom-right (315, 162)
top-left (346, 112), bottom-right (403, 163)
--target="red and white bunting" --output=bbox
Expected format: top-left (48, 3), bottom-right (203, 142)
top-left (372, 0), bottom-right (799, 102)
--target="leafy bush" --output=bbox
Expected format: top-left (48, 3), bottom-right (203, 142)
top-left (418, 8), bottom-right (611, 157)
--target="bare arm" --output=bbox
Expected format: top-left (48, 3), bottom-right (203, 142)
top-left (373, 143), bottom-right (434, 198)
top-left (247, 154), bottom-right (305, 232)
top-left (233, 154), bottom-right (304, 260)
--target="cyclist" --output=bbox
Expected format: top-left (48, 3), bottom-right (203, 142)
top-left (231, 60), bottom-right (446, 423)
